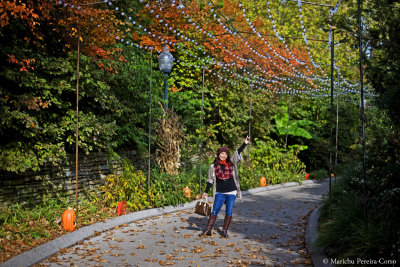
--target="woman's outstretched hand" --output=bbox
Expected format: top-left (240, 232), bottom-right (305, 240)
top-left (245, 136), bottom-right (250, 144)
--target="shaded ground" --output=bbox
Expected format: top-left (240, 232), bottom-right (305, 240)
top-left (36, 181), bottom-right (328, 267)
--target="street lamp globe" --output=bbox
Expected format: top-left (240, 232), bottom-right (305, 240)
top-left (158, 45), bottom-right (174, 74)
top-left (158, 45), bottom-right (174, 109)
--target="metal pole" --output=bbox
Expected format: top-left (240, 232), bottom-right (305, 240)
top-left (285, 95), bottom-right (292, 150)
top-left (148, 49), bottom-right (153, 190)
top-left (164, 73), bottom-right (169, 110)
top-left (335, 67), bottom-right (339, 182)
top-left (329, 26), bottom-right (335, 219)
top-left (75, 18), bottom-right (81, 217)
top-left (248, 84), bottom-right (253, 139)
top-left (199, 66), bottom-right (205, 195)
top-left (69, 0), bottom-right (108, 219)
top-left (357, 0), bottom-right (368, 229)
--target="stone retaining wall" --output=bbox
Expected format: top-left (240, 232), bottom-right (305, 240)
top-left (0, 150), bottom-right (140, 206)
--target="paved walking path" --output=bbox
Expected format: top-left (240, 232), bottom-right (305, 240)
top-left (2, 179), bottom-right (330, 267)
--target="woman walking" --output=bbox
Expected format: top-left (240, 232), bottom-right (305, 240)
top-left (199, 136), bottom-right (250, 237)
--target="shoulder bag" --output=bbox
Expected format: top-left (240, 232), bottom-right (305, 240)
top-left (194, 198), bottom-right (212, 216)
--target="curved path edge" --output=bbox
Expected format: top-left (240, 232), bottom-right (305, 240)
top-left (2, 179), bottom-right (323, 267)
top-left (305, 202), bottom-right (334, 267)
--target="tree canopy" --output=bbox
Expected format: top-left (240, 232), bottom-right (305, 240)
top-left (1, 0), bottom-right (397, 173)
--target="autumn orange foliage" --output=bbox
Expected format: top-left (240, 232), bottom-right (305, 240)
top-left (0, 0), bottom-right (40, 28)
top-left (131, 0), bottom-right (317, 90)
top-left (1, 0), bottom-right (320, 90)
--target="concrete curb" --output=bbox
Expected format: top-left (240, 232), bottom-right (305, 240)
top-left (305, 202), bottom-right (333, 267)
top-left (241, 179), bottom-right (318, 196)
top-left (1, 179), bottom-right (322, 267)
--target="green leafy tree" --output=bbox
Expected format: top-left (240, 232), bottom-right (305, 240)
top-left (274, 101), bottom-right (314, 144)
top-left (0, 1), bottom-right (163, 172)
top-left (364, 0), bottom-right (400, 125)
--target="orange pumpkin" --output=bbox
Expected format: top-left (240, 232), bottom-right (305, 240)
top-left (260, 177), bottom-right (267, 187)
top-left (183, 186), bottom-right (191, 200)
top-left (62, 207), bottom-right (76, 232)
top-left (117, 200), bottom-right (127, 216)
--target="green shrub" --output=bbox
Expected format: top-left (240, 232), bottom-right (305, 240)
top-left (239, 138), bottom-right (306, 190)
top-left (310, 169), bottom-right (328, 180)
top-left (316, 166), bottom-right (400, 261)
top-left (101, 158), bottom-right (148, 211)
top-left (101, 158), bottom-right (208, 211)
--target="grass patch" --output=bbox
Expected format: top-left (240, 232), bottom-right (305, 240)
top-left (0, 192), bottom-right (116, 263)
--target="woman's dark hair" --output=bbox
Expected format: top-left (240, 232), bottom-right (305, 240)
top-left (213, 146), bottom-right (232, 167)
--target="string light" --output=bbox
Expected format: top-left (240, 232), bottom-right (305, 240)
top-left (56, 0), bottom-right (366, 98)
top-left (206, 0), bottom-right (321, 87)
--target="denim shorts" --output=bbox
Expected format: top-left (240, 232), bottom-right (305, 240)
top-left (211, 193), bottom-right (237, 216)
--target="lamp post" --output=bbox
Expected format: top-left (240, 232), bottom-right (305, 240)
top-left (158, 45), bottom-right (174, 109)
